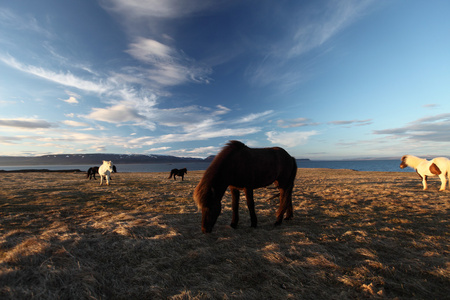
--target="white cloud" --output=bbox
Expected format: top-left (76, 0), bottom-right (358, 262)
top-left (289, 1), bottom-right (373, 58)
top-left (277, 118), bottom-right (320, 128)
top-left (162, 145), bottom-right (220, 158)
top-left (0, 55), bottom-right (109, 93)
top-left (63, 96), bottom-right (79, 104)
top-left (328, 119), bottom-right (373, 126)
top-left (62, 120), bottom-right (89, 127)
top-left (247, 0), bottom-right (375, 89)
top-left (124, 125), bottom-right (261, 149)
top-left (234, 110), bottom-right (274, 124)
top-left (374, 113), bottom-right (450, 143)
top-left (0, 135), bottom-right (22, 145)
top-left (125, 37), bottom-right (211, 87)
top-left (266, 130), bottom-right (318, 148)
top-left (0, 118), bottom-right (55, 129)
top-left (146, 146), bottom-right (171, 152)
top-left (126, 38), bottom-right (173, 62)
top-left (213, 105), bottom-right (231, 115)
top-left (103, 0), bottom-right (226, 19)
top-left (85, 104), bottom-right (146, 124)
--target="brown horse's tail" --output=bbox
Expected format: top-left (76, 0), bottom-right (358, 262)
top-left (168, 170), bottom-right (173, 179)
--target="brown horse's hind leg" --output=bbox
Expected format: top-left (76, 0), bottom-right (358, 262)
top-left (283, 183), bottom-right (294, 220)
top-left (245, 188), bottom-right (257, 228)
top-left (275, 185), bottom-right (293, 225)
top-left (230, 187), bottom-right (240, 229)
top-left (275, 189), bottom-right (286, 225)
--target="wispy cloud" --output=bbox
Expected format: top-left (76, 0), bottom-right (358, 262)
top-left (277, 118), bottom-right (320, 128)
top-left (288, 0), bottom-right (373, 58)
top-left (0, 7), bottom-right (53, 38)
top-left (161, 145), bottom-right (220, 158)
top-left (85, 105), bottom-right (147, 124)
top-left (126, 37), bottom-right (212, 86)
top-left (62, 120), bottom-right (89, 127)
top-left (0, 135), bottom-right (22, 145)
top-left (374, 114), bottom-right (450, 143)
top-left (328, 119), bottom-right (373, 126)
top-left (0, 118), bottom-right (55, 129)
top-left (266, 130), bottom-right (318, 148)
top-left (0, 55), bottom-right (109, 93)
top-left (423, 104), bottom-right (438, 109)
top-left (247, 0), bottom-right (375, 89)
top-left (103, 0), bottom-right (227, 19)
top-left (145, 146), bottom-right (171, 152)
top-left (234, 110), bottom-right (273, 124)
top-left (62, 96), bottom-right (78, 104)
top-left (125, 126), bottom-right (261, 149)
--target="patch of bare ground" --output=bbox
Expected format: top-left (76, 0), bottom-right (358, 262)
top-left (0, 169), bottom-right (448, 299)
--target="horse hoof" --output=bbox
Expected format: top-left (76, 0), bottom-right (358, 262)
top-left (230, 223), bottom-right (238, 229)
top-left (274, 221), bottom-right (282, 226)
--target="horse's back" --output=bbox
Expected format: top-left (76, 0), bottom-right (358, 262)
top-left (227, 146), bottom-right (296, 188)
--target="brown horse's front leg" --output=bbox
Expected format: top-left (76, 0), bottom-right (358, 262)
top-left (230, 187), bottom-right (240, 229)
top-left (245, 188), bottom-right (257, 228)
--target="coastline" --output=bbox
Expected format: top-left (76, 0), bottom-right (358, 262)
top-left (0, 169), bottom-right (83, 173)
top-left (0, 159), bottom-right (412, 173)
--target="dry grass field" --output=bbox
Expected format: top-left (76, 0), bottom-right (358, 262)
top-left (0, 169), bottom-right (448, 299)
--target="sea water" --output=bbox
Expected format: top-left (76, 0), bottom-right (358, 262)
top-left (0, 160), bottom-right (412, 173)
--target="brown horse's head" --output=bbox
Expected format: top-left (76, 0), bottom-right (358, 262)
top-left (194, 185), bottom-right (222, 233)
top-left (400, 155), bottom-right (408, 169)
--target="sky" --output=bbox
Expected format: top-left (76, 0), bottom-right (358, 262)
top-left (1, 0), bottom-right (450, 160)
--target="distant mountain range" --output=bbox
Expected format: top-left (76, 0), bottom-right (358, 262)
top-left (0, 153), bottom-right (214, 166)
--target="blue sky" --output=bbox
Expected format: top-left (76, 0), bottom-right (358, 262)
top-left (1, 1), bottom-right (450, 160)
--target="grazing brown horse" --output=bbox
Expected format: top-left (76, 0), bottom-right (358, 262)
top-left (168, 168), bottom-right (187, 180)
top-left (193, 140), bottom-right (297, 233)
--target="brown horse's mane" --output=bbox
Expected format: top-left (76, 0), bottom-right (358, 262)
top-left (194, 140), bottom-right (247, 208)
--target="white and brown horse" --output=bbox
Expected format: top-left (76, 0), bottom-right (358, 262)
top-left (400, 155), bottom-right (450, 191)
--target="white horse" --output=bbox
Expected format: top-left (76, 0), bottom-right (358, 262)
top-left (98, 160), bottom-right (114, 186)
top-left (400, 155), bottom-right (450, 191)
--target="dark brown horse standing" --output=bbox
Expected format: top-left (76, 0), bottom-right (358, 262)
top-left (168, 168), bottom-right (187, 181)
top-left (86, 166), bottom-right (99, 180)
top-left (193, 140), bottom-right (297, 233)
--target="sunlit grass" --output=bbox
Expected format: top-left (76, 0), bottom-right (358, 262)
top-left (0, 169), bottom-right (448, 299)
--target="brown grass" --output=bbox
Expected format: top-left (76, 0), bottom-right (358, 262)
top-left (0, 169), bottom-right (448, 299)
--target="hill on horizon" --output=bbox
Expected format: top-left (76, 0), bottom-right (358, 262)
top-left (0, 153), bottom-right (209, 166)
